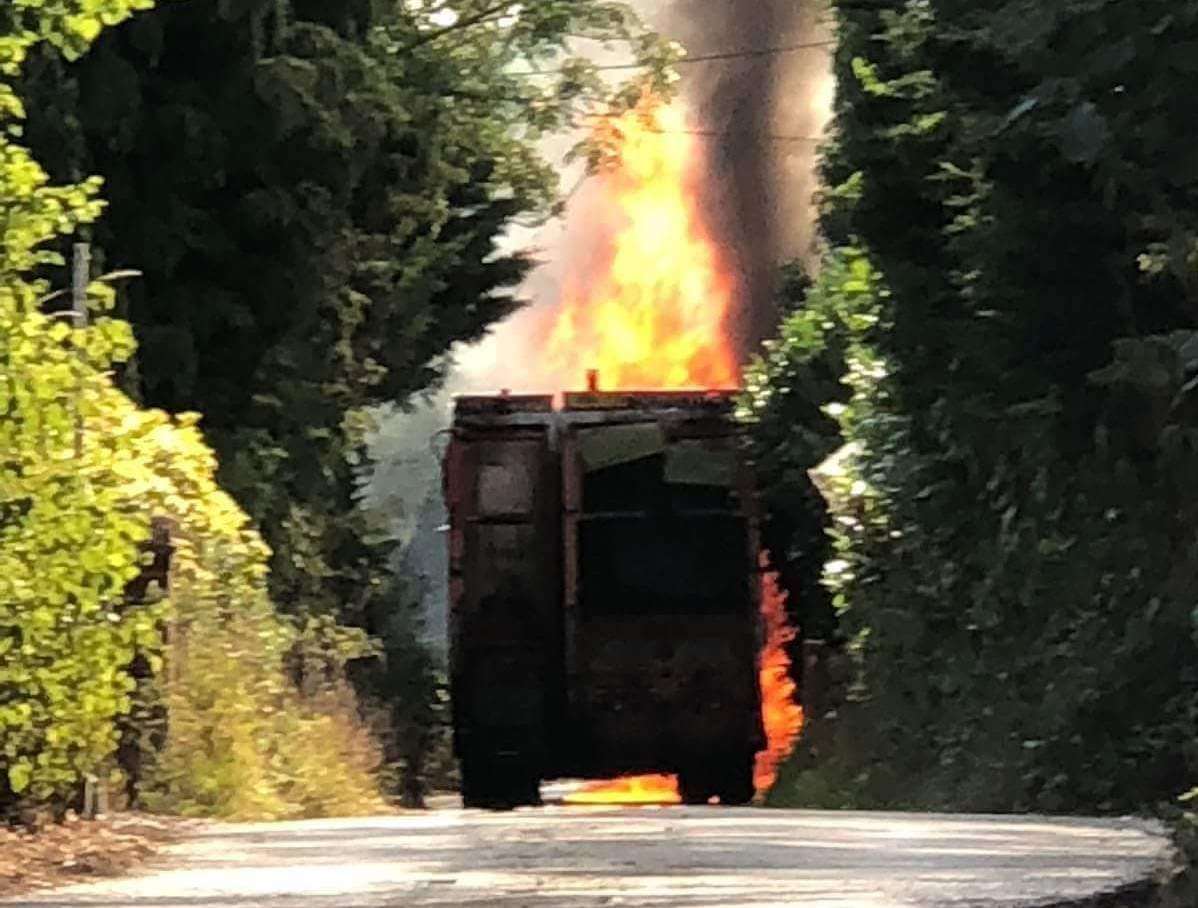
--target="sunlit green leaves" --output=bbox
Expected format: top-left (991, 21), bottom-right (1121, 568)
top-left (1, 0), bottom-right (155, 75)
top-left (8, 761), bottom-right (32, 794)
top-left (0, 0), bottom-right (290, 816)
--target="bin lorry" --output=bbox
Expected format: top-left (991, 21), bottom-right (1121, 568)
top-left (443, 387), bottom-right (764, 808)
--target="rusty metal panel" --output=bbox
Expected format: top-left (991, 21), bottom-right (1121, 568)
top-left (454, 394), bottom-right (553, 416)
top-left (445, 414), bottom-right (562, 766)
top-left (445, 437), bottom-right (467, 678)
top-left (467, 524), bottom-right (538, 608)
top-left (473, 441), bottom-right (541, 518)
top-left (563, 390), bottom-right (737, 412)
top-left (477, 465), bottom-right (530, 515)
top-left (569, 616), bottom-right (760, 771)
top-left (556, 400), bottom-right (764, 772)
top-left (454, 434), bottom-right (556, 618)
top-left (562, 430), bottom-right (584, 514)
top-left (560, 430), bottom-right (584, 729)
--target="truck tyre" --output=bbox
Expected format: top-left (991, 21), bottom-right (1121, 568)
top-left (680, 755), bottom-right (756, 806)
top-left (677, 767), bottom-right (715, 806)
top-left (715, 755), bottom-right (756, 806)
top-left (460, 756), bottom-right (541, 810)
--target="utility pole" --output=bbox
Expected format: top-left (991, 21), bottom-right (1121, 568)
top-left (72, 242), bottom-right (107, 818)
top-left (72, 243), bottom-right (90, 459)
top-left (72, 242), bottom-right (90, 329)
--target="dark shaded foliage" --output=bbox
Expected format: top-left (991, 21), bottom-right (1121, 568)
top-left (759, 0), bottom-right (1198, 813)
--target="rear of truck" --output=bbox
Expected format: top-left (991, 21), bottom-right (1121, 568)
top-left (445, 390), bottom-right (764, 808)
top-left (443, 395), bottom-right (562, 808)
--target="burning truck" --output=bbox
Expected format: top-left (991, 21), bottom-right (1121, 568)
top-left (439, 94), bottom-right (804, 808)
top-left (443, 383), bottom-right (767, 808)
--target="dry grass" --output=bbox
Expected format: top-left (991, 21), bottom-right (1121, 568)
top-left (0, 812), bottom-right (194, 897)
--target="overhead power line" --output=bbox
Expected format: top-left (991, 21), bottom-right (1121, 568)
top-left (663, 128), bottom-right (823, 142)
top-left (586, 112), bottom-right (825, 143)
top-left (650, 40), bottom-right (835, 66)
top-left (606, 125), bottom-right (824, 143)
top-left (510, 40), bottom-right (835, 77)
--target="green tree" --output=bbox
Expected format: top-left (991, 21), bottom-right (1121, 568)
top-left (758, 0), bottom-right (1198, 813)
top-left (2, 0), bottom-right (386, 822)
top-left (741, 262), bottom-right (843, 641)
top-left (0, 0), bottom-right (162, 819)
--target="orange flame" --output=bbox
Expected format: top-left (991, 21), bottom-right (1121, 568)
top-left (552, 95), bottom-right (802, 805)
top-left (563, 774), bottom-right (682, 806)
top-left (755, 558), bottom-right (804, 793)
top-left (541, 96), bottom-right (739, 390)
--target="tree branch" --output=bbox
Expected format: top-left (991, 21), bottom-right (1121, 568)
top-left (400, 2), bottom-right (519, 52)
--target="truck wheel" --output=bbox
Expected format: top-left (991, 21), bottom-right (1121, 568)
top-left (460, 757), bottom-right (541, 810)
top-left (677, 768), bottom-right (715, 806)
top-left (680, 756), bottom-right (755, 806)
top-left (715, 755), bottom-right (756, 806)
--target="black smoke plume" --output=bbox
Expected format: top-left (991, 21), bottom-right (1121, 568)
top-left (651, 0), bottom-right (831, 356)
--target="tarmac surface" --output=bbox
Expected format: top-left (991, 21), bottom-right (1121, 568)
top-left (2, 806), bottom-right (1175, 908)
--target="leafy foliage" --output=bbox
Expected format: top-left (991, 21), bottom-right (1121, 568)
top-left (145, 601), bottom-right (385, 820)
top-left (742, 260), bottom-right (848, 641)
top-left (0, 0), bottom-right (162, 817)
top-left (757, 0), bottom-right (1198, 813)
top-left (1, 1), bottom-right (382, 820)
top-left (0, 1), bottom-right (153, 75)
top-left (356, 396), bottom-right (455, 803)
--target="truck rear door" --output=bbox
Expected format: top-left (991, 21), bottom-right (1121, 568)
top-left (445, 399), bottom-right (562, 770)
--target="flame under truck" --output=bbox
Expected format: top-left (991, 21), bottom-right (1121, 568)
top-left (443, 388), bottom-right (765, 808)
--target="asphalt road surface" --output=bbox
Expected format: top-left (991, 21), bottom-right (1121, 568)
top-left (3, 807), bottom-right (1175, 908)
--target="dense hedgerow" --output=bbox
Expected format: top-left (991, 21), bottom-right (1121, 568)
top-left (751, 0), bottom-right (1198, 813)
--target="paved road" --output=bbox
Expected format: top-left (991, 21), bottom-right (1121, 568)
top-left (3, 807), bottom-right (1175, 908)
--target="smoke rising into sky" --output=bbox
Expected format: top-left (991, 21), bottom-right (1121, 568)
top-left (456, 0), bottom-right (834, 392)
top-left (659, 0), bottom-right (832, 354)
